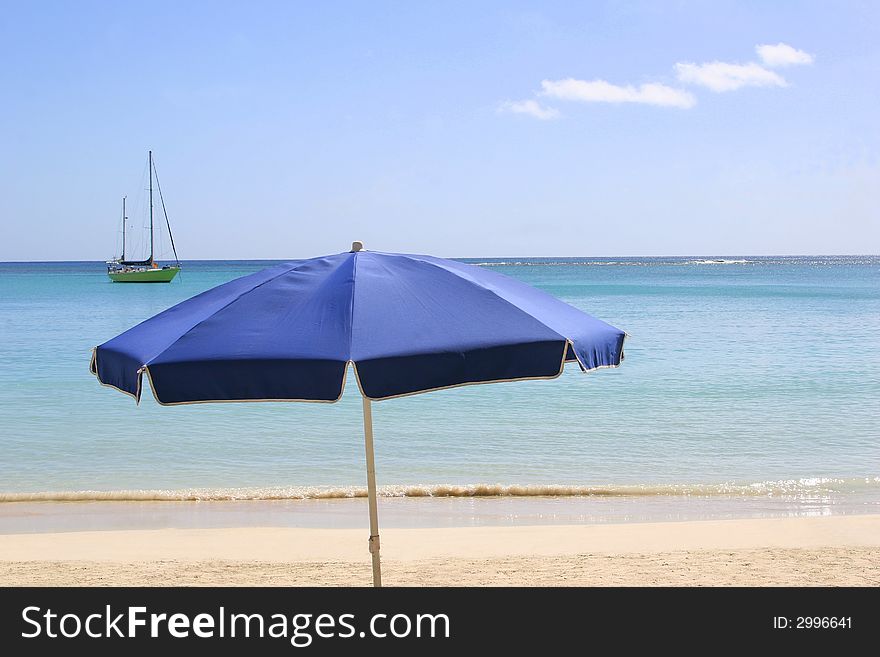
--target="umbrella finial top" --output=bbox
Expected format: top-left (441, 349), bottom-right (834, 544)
top-left (351, 241), bottom-right (365, 252)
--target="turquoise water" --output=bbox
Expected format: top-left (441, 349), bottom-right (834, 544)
top-left (1, 257), bottom-right (878, 522)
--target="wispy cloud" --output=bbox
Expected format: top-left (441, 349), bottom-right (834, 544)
top-left (501, 42), bottom-right (812, 119)
top-left (498, 99), bottom-right (560, 120)
top-left (756, 42), bottom-right (814, 67)
top-left (540, 78), bottom-right (696, 108)
top-left (676, 43), bottom-right (813, 93)
top-left (675, 61), bottom-right (786, 92)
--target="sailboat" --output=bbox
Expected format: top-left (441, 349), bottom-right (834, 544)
top-left (107, 150), bottom-right (181, 283)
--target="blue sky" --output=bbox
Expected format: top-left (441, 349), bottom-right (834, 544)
top-left (1, 1), bottom-right (877, 260)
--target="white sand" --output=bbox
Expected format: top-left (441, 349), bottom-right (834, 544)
top-left (2, 514), bottom-right (879, 586)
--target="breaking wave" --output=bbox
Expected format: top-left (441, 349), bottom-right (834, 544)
top-left (468, 256), bottom-right (877, 268)
top-left (2, 478), bottom-right (877, 503)
top-left (687, 259), bottom-right (750, 265)
top-left (473, 259), bottom-right (753, 267)
top-left (473, 261), bottom-right (635, 267)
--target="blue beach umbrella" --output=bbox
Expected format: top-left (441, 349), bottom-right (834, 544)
top-left (91, 242), bottom-right (626, 586)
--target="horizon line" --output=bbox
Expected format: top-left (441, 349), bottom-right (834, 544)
top-left (0, 249), bottom-right (880, 265)
top-left (1, 254), bottom-right (878, 264)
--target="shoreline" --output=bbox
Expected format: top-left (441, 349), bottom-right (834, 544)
top-left (3, 493), bottom-right (879, 534)
top-left (2, 515), bottom-right (878, 586)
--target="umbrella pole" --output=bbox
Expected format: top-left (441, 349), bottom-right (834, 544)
top-left (362, 396), bottom-right (382, 587)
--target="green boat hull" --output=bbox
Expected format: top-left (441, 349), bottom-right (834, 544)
top-left (108, 267), bottom-right (180, 283)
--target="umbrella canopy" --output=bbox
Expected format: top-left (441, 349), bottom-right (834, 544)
top-left (91, 248), bottom-right (625, 404)
top-left (91, 243), bottom-right (626, 585)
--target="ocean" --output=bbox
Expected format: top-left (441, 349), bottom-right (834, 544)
top-left (1, 256), bottom-right (878, 529)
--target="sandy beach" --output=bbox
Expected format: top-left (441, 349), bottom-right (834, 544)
top-left (1, 514), bottom-right (878, 586)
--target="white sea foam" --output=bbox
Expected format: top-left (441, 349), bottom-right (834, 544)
top-left (472, 258), bottom-right (756, 267)
top-left (687, 259), bottom-right (750, 265)
top-left (2, 478), bottom-right (876, 503)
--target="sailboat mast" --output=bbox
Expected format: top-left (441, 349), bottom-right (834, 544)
top-left (121, 196), bottom-right (126, 261)
top-left (148, 150), bottom-right (154, 264)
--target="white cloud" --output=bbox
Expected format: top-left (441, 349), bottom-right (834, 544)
top-left (498, 99), bottom-right (560, 120)
top-left (756, 43), bottom-right (814, 67)
top-left (502, 42), bottom-right (811, 120)
top-left (540, 78), bottom-right (696, 109)
top-left (675, 61), bottom-right (786, 92)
